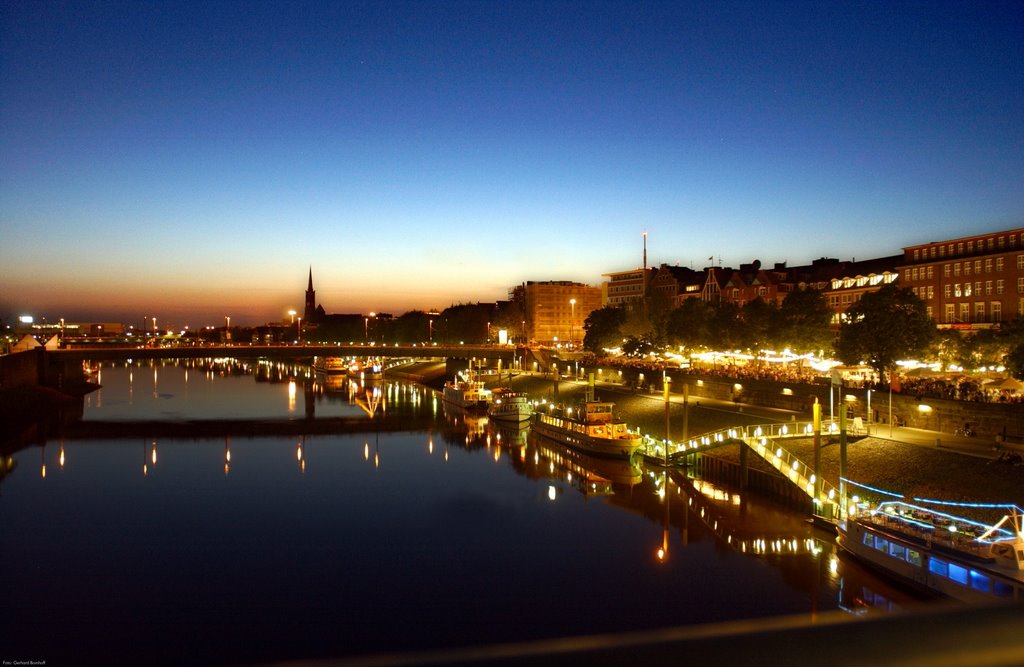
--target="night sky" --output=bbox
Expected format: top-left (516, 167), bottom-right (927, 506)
top-left (2, 1), bottom-right (1022, 325)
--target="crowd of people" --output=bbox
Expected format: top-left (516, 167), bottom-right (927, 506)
top-left (596, 356), bottom-right (1023, 404)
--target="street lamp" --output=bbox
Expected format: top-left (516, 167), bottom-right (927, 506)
top-left (288, 309), bottom-right (296, 324)
top-left (297, 316), bottom-right (301, 343)
top-left (569, 298), bottom-right (576, 348)
top-left (428, 318), bottom-right (433, 343)
top-left (365, 312), bottom-right (375, 341)
top-left (225, 316), bottom-right (231, 344)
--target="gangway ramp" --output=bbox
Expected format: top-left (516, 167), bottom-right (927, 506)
top-left (640, 420), bottom-right (847, 520)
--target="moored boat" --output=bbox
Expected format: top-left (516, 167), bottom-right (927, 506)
top-left (442, 369), bottom-right (492, 413)
top-left (313, 356), bottom-right (347, 374)
top-left (837, 500), bottom-right (1024, 602)
top-left (530, 397), bottom-right (642, 459)
top-left (487, 388), bottom-right (532, 424)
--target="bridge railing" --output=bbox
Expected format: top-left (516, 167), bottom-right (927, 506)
top-left (640, 420), bottom-right (844, 518)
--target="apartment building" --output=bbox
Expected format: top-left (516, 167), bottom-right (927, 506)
top-left (899, 228), bottom-right (1024, 328)
top-left (523, 281), bottom-right (602, 346)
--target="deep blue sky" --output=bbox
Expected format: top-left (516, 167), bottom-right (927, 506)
top-left (2, 1), bottom-right (1022, 325)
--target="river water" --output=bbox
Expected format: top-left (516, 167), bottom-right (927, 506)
top-left (0, 359), bottom-right (925, 664)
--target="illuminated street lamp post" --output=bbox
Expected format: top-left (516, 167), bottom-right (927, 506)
top-left (288, 309), bottom-right (296, 324)
top-left (297, 316), bottom-right (302, 343)
top-left (428, 318), bottom-right (433, 343)
top-left (569, 298), bottom-right (576, 349)
top-left (365, 312), bottom-right (375, 342)
top-left (225, 316), bottom-right (231, 344)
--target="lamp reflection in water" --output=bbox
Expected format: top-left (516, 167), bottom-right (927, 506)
top-left (296, 438), bottom-right (305, 473)
top-left (40, 444), bottom-right (46, 479)
top-left (59, 442), bottom-right (65, 470)
top-left (656, 470), bottom-right (670, 563)
top-left (224, 436), bottom-right (231, 476)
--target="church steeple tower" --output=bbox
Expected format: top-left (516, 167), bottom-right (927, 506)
top-left (304, 267), bottom-right (316, 323)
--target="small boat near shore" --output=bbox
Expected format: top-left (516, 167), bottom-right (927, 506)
top-left (530, 392), bottom-right (642, 459)
top-left (487, 388), bottom-right (532, 424)
top-left (837, 500), bottom-right (1024, 602)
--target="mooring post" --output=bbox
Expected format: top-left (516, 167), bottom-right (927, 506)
top-left (663, 374), bottom-right (671, 466)
top-left (813, 398), bottom-right (822, 511)
top-left (839, 399), bottom-right (848, 520)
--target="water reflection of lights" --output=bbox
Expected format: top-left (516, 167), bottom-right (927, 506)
top-left (548, 485), bottom-right (556, 501)
top-left (288, 379), bottom-right (297, 412)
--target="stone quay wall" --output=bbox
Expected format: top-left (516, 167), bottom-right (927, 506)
top-left (608, 366), bottom-right (1023, 442)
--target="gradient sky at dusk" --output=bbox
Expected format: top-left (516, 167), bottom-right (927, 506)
top-left (2, 1), bottom-right (1022, 326)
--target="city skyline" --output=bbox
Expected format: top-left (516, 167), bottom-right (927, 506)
top-left (2, 1), bottom-right (1022, 326)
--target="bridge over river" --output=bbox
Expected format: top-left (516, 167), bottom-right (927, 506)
top-left (50, 342), bottom-right (520, 363)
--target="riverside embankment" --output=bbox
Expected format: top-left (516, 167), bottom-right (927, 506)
top-left (393, 361), bottom-right (1023, 510)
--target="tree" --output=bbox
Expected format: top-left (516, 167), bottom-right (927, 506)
top-left (834, 284), bottom-right (936, 383)
top-left (776, 288), bottom-right (833, 359)
top-left (666, 298), bottom-right (713, 351)
top-left (1006, 344), bottom-right (1024, 380)
top-left (739, 297), bottom-right (778, 361)
top-left (709, 300), bottom-right (744, 351)
top-left (582, 306), bottom-right (626, 353)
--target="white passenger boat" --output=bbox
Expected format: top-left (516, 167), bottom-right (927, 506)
top-left (442, 369), bottom-right (492, 413)
top-left (487, 388), bottom-right (532, 424)
top-left (313, 356), bottom-right (347, 374)
top-left (530, 397), bottom-right (642, 459)
top-left (837, 501), bottom-right (1024, 602)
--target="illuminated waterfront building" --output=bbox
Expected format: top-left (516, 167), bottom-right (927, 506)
top-left (523, 281), bottom-right (601, 346)
top-left (899, 227), bottom-right (1024, 328)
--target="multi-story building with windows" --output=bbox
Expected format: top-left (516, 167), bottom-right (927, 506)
top-left (899, 227), bottom-right (1024, 328)
top-left (523, 281), bottom-right (602, 346)
top-left (601, 268), bottom-right (654, 306)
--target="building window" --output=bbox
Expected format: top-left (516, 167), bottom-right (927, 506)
top-left (927, 266), bottom-right (933, 279)
top-left (975, 260), bottom-right (982, 274)
top-left (965, 262), bottom-right (971, 276)
top-left (992, 302), bottom-right (1001, 322)
top-left (927, 286), bottom-right (934, 299)
top-left (940, 245), bottom-right (946, 257)
top-left (965, 283), bottom-right (972, 297)
top-left (986, 281), bottom-right (993, 295)
top-left (985, 259), bottom-right (993, 273)
top-left (987, 238), bottom-right (994, 251)
top-left (954, 283), bottom-right (961, 297)
top-left (1018, 255), bottom-right (1024, 270)
top-left (944, 263), bottom-right (951, 277)
top-left (1018, 277), bottom-right (1024, 294)
top-left (997, 279), bottom-right (1004, 294)
top-left (958, 242), bottom-right (964, 254)
top-left (975, 302), bottom-right (985, 322)
top-left (914, 249), bottom-right (920, 261)
top-left (945, 304), bottom-right (955, 323)
top-left (967, 241), bottom-right (974, 253)
top-left (999, 236), bottom-right (1005, 249)
top-left (960, 303), bottom-right (970, 322)
top-left (996, 257), bottom-right (1004, 272)
top-left (954, 263), bottom-right (961, 277)
top-left (944, 285), bottom-right (952, 298)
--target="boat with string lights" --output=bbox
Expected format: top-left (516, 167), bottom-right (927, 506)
top-left (530, 390), bottom-right (642, 459)
top-left (837, 500), bottom-right (1024, 602)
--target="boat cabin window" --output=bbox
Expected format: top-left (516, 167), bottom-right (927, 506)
top-left (947, 563), bottom-right (969, 586)
top-left (888, 543), bottom-right (906, 559)
top-left (993, 580), bottom-right (1014, 598)
top-left (969, 571), bottom-right (990, 593)
top-left (928, 558), bottom-right (948, 577)
top-left (873, 537), bottom-right (889, 553)
top-left (862, 533), bottom-right (875, 548)
top-left (906, 549), bottom-right (922, 567)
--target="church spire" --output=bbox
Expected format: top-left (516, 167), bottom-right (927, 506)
top-left (304, 267), bottom-right (317, 323)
